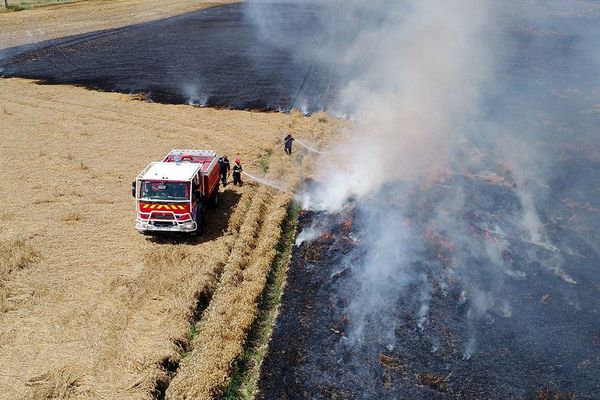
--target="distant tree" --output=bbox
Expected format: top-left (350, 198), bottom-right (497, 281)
top-left (4, 0), bottom-right (8, 9)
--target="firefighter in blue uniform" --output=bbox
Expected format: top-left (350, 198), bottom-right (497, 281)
top-left (218, 155), bottom-right (230, 186)
top-left (284, 132), bottom-right (294, 155)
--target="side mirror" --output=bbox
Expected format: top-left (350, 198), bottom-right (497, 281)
top-left (131, 181), bottom-right (136, 198)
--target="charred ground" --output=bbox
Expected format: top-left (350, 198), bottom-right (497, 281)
top-left (259, 160), bottom-right (600, 399)
top-left (0, 2), bottom-right (336, 112)
top-left (259, 4), bottom-right (600, 399)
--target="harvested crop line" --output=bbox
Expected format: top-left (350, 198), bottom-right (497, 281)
top-left (222, 202), bottom-right (301, 400)
top-left (165, 186), bottom-right (282, 399)
top-left (149, 187), bottom-right (259, 399)
top-left (161, 118), bottom-right (339, 399)
top-left (144, 249), bottom-right (225, 400)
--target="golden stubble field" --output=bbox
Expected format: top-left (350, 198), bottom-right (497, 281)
top-left (0, 0), bottom-right (235, 49)
top-left (0, 3), bottom-right (348, 398)
top-left (0, 77), bottom-right (344, 399)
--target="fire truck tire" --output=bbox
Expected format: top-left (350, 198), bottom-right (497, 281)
top-left (189, 207), bottom-right (200, 236)
top-left (201, 203), bottom-right (208, 225)
top-left (191, 203), bottom-right (207, 236)
top-left (209, 189), bottom-right (220, 209)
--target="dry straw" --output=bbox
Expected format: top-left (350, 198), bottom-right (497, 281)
top-left (0, 74), bottom-right (344, 399)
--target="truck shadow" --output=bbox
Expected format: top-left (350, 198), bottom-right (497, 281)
top-left (144, 189), bottom-right (242, 245)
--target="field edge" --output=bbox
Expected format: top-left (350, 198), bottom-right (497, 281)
top-left (222, 201), bottom-right (302, 400)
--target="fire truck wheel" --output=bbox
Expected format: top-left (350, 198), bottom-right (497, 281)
top-left (189, 207), bottom-right (200, 236)
top-left (201, 203), bottom-right (208, 225)
top-left (191, 203), bottom-right (207, 236)
top-left (209, 190), bottom-right (220, 209)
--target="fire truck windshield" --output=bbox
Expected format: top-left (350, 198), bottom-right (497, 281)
top-left (141, 181), bottom-right (189, 201)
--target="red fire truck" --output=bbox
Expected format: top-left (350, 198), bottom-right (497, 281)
top-left (132, 149), bottom-right (220, 235)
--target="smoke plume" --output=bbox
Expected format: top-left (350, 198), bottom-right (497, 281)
top-left (249, 0), bottom-right (600, 393)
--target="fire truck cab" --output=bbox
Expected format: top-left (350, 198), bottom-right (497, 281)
top-left (132, 149), bottom-right (220, 235)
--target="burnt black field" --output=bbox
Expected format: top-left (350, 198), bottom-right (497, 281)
top-left (259, 166), bottom-right (600, 399)
top-left (0, 2), bottom-right (336, 112)
top-left (257, 2), bottom-right (600, 400)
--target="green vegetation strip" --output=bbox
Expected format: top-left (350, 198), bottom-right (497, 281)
top-left (223, 202), bottom-right (301, 400)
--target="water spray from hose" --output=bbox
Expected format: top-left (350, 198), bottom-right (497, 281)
top-left (234, 134), bottom-right (325, 193)
top-left (242, 171), bottom-right (288, 192)
top-left (294, 138), bottom-right (327, 154)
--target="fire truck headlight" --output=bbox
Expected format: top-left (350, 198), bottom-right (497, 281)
top-left (181, 221), bottom-right (195, 229)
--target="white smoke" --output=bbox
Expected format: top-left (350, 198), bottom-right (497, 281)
top-left (304, 0), bottom-right (495, 210)
top-left (297, 0), bottom-right (497, 346)
top-left (267, 0), bottom-right (500, 347)
top-left (248, 0), bottom-right (598, 365)
top-left (182, 82), bottom-right (208, 106)
top-left (295, 226), bottom-right (322, 246)
top-left (345, 201), bottom-right (418, 346)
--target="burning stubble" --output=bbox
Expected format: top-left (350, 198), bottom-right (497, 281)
top-left (253, 2), bottom-right (600, 393)
top-left (295, 0), bottom-right (498, 350)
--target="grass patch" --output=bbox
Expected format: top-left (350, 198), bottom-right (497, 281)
top-left (3, 4), bottom-right (25, 11)
top-left (186, 323), bottom-right (199, 345)
top-left (180, 323), bottom-right (199, 359)
top-left (222, 202), bottom-right (301, 400)
top-left (257, 157), bottom-right (269, 174)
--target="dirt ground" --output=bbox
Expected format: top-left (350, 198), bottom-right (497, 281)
top-left (0, 77), bottom-right (341, 399)
top-left (0, 0), bottom-right (234, 50)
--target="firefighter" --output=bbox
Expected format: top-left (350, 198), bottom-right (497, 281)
top-left (232, 158), bottom-right (243, 186)
top-left (218, 155), bottom-right (230, 186)
top-left (284, 132), bottom-right (294, 155)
